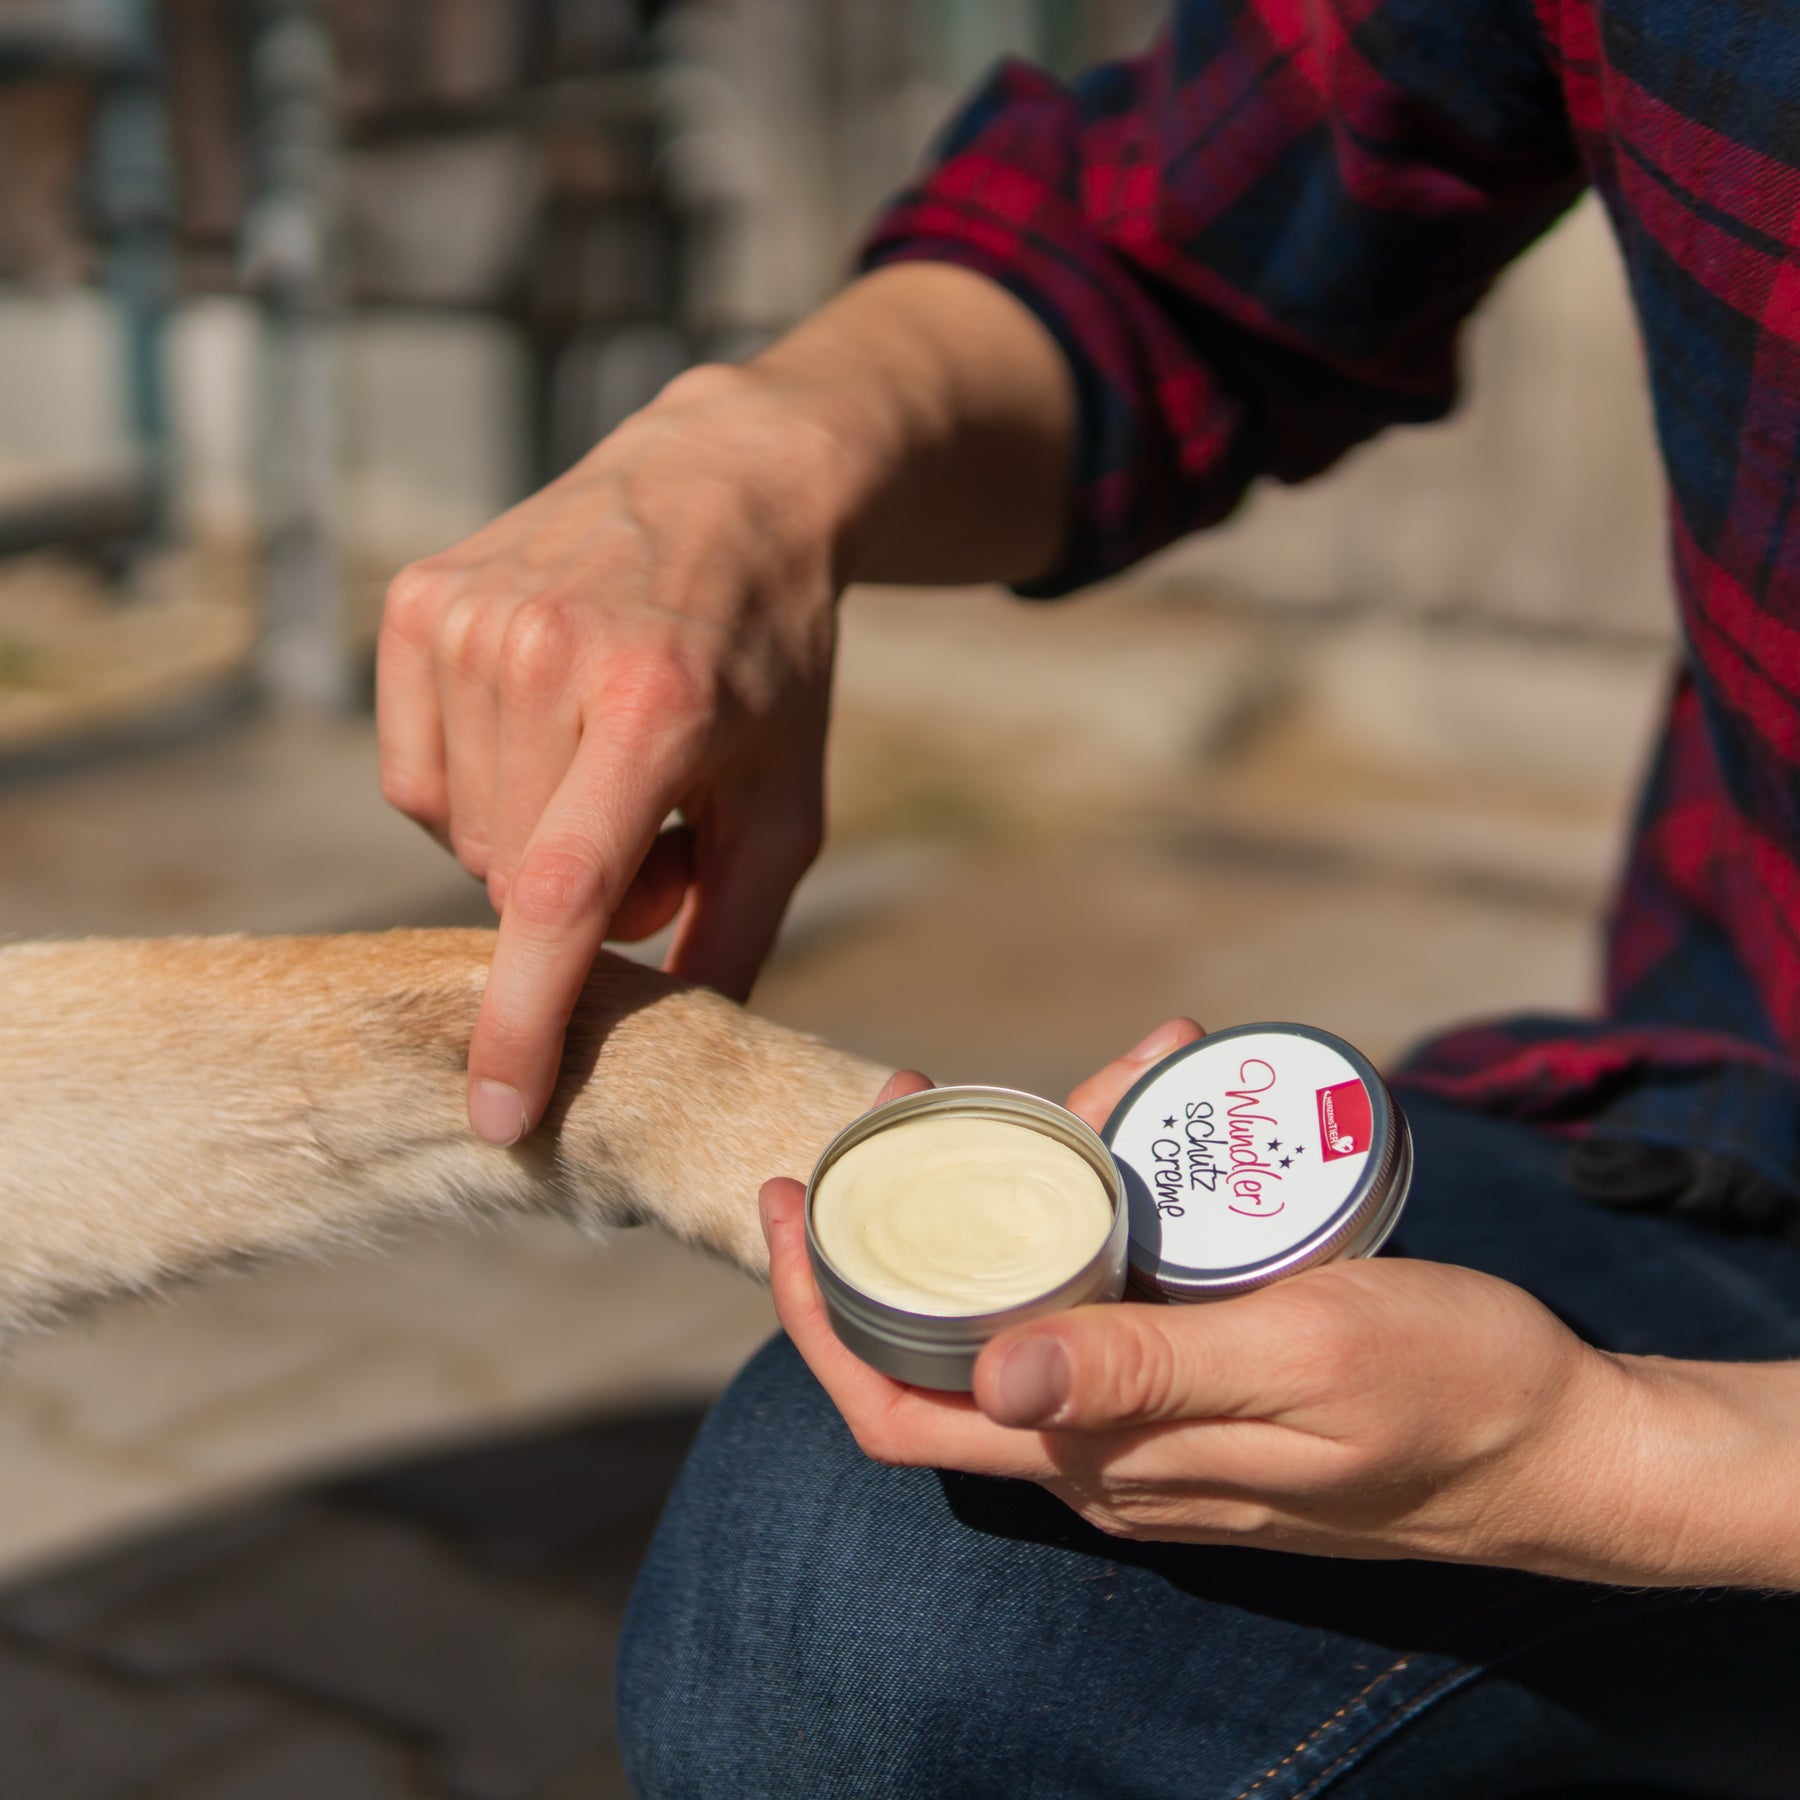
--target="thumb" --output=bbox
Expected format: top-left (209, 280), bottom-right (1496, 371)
top-left (974, 1307), bottom-right (1229, 1431)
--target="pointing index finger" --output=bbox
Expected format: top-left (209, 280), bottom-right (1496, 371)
top-left (466, 740), bottom-right (677, 1143)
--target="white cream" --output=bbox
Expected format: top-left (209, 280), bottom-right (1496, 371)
top-left (811, 1114), bottom-right (1114, 1316)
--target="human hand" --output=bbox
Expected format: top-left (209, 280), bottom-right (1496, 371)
top-left (377, 263), bottom-right (1074, 1147)
top-left (761, 1021), bottom-right (1642, 1581)
top-left (377, 362), bottom-right (855, 1144)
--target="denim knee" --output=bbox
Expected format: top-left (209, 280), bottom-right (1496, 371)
top-left (615, 1334), bottom-right (972, 1798)
top-left (611, 1334), bottom-right (1630, 1800)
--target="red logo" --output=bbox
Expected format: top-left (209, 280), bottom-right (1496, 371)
top-left (1316, 1080), bottom-right (1372, 1162)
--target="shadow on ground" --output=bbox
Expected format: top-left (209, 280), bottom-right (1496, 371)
top-left (0, 1407), bottom-right (706, 1799)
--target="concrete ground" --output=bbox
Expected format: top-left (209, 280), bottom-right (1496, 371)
top-left (0, 574), bottom-right (1672, 1795)
top-left (0, 1410), bottom-right (698, 1799)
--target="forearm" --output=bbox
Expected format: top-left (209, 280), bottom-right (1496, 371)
top-left (703, 263), bottom-right (1076, 588)
top-left (0, 931), bottom-right (885, 1340)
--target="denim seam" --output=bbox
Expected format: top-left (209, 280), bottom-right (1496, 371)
top-left (1225, 1655), bottom-right (1451, 1800)
top-left (1290, 1663), bottom-right (1486, 1800)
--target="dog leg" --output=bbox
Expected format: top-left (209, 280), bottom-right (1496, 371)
top-left (0, 929), bottom-right (886, 1340)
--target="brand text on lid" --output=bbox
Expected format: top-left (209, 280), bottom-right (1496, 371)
top-left (1147, 1058), bottom-right (1288, 1221)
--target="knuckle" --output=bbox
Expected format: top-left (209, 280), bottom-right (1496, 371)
top-left (605, 649), bottom-right (717, 728)
top-left (1210, 1497), bottom-right (1278, 1538)
top-left (1287, 1280), bottom-right (1382, 1373)
top-left (848, 1419), bottom-right (902, 1468)
top-left (378, 761), bottom-right (440, 822)
top-left (1086, 1494), bottom-right (1273, 1544)
top-left (1323, 1436), bottom-right (1391, 1488)
top-left (382, 560), bottom-right (444, 638)
top-left (1102, 1316), bottom-right (1184, 1420)
top-left (1083, 1505), bottom-right (1142, 1542)
top-left (500, 598), bottom-right (580, 702)
top-left (656, 361), bottom-right (746, 412)
top-left (450, 828), bottom-right (490, 880)
top-left (845, 1392), bottom-right (921, 1469)
top-left (473, 1007), bottom-right (540, 1067)
top-left (1246, 1279), bottom-right (1362, 1396)
top-left (439, 592), bottom-right (500, 680)
top-left (508, 840), bottom-right (608, 929)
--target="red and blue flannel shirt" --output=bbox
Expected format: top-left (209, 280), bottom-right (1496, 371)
top-left (861, 0), bottom-right (1800, 1196)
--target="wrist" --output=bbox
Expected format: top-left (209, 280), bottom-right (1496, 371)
top-left (1602, 1354), bottom-right (1800, 1589)
top-left (636, 355), bottom-right (904, 596)
top-left (1511, 1345), bottom-right (1800, 1590)
top-left (745, 263), bottom-right (1074, 585)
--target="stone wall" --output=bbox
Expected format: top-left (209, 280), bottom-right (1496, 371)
top-left (0, 5), bottom-right (1671, 649)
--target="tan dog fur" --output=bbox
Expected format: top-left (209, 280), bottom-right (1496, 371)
top-left (0, 929), bottom-right (886, 1342)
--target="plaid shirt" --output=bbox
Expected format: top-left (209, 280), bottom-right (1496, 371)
top-left (861, 0), bottom-right (1800, 1195)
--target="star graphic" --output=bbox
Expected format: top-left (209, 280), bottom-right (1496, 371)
top-left (1279, 1155), bottom-right (1293, 1169)
top-left (1291, 1144), bottom-right (1305, 1158)
top-left (1162, 1116), bottom-right (1177, 1130)
top-left (1266, 1138), bottom-right (1282, 1153)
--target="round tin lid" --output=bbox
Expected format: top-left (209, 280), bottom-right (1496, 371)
top-left (1101, 1023), bottom-right (1407, 1300)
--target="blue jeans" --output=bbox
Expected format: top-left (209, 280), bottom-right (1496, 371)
top-left (616, 1097), bottom-right (1800, 1797)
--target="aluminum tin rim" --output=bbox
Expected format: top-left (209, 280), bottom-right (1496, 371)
top-left (805, 1085), bottom-right (1128, 1353)
top-left (1103, 1022), bottom-right (1411, 1300)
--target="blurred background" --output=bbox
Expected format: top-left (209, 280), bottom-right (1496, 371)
top-left (0, 2), bottom-right (1675, 1793)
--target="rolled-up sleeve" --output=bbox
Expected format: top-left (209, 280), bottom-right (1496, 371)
top-left (860, 1), bottom-right (1585, 594)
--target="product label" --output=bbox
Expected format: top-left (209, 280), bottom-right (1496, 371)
top-left (1316, 1079), bottom-right (1372, 1161)
top-left (1106, 1031), bottom-right (1374, 1278)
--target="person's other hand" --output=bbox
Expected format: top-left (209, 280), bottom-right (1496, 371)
top-left (377, 364), bottom-right (849, 1144)
top-left (762, 1019), bottom-right (1634, 1580)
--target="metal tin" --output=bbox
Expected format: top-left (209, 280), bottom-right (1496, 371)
top-left (805, 1086), bottom-right (1129, 1391)
top-left (1102, 1023), bottom-right (1411, 1302)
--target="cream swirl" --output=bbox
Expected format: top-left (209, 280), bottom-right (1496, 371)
top-left (811, 1114), bottom-right (1113, 1316)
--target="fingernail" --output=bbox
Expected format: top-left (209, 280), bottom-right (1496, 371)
top-left (1127, 1019), bottom-right (1184, 1063)
top-left (758, 1186), bottom-right (775, 1239)
top-left (991, 1337), bottom-right (1071, 1427)
top-left (470, 1080), bottom-right (528, 1146)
